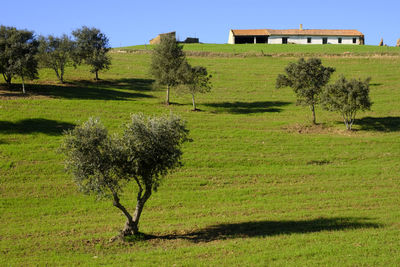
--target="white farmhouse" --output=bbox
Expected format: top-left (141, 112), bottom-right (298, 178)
top-left (228, 25), bottom-right (364, 45)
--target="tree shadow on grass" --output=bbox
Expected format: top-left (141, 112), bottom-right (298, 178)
top-left (0, 118), bottom-right (75, 136)
top-left (1, 78), bottom-right (155, 100)
top-left (204, 101), bottom-right (290, 114)
top-left (355, 116), bottom-right (400, 132)
top-left (144, 217), bottom-right (380, 243)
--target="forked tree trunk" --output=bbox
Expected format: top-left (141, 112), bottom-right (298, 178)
top-left (112, 186), bottom-right (152, 237)
top-left (166, 85), bottom-right (170, 105)
top-left (3, 73), bottom-right (12, 86)
top-left (55, 68), bottom-right (64, 83)
top-left (55, 69), bottom-right (61, 83)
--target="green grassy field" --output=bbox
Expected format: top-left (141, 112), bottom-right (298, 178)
top-left (1, 45), bottom-right (400, 266)
top-left (121, 43), bottom-right (400, 56)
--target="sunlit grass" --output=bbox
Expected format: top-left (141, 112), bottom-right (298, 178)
top-left (1, 52), bottom-right (400, 266)
top-left (121, 43), bottom-right (400, 56)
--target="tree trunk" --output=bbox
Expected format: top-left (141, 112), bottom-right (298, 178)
top-left (311, 104), bottom-right (316, 124)
top-left (130, 188), bottom-right (152, 235)
top-left (55, 68), bottom-right (62, 83)
top-left (166, 85), bottom-right (170, 105)
top-left (95, 70), bottom-right (99, 81)
top-left (112, 192), bottom-right (136, 236)
top-left (3, 73), bottom-right (12, 86)
top-left (191, 93), bottom-right (196, 111)
top-left (21, 75), bottom-right (26, 94)
top-left (112, 186), bottom-right (152, 237)
top-left (60, 66), bottom-right (64, 83)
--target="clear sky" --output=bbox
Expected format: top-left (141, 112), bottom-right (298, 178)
top-left (1, 0), bottom-right (399, 47)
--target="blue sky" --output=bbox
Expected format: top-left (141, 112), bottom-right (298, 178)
top-left (1, 0), bottom-right (399, 47)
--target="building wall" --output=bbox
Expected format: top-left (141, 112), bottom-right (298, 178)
top-left (228, 30), bottom-right (235, 44)
top-left (229, 34), bottom-right (361, 45)
top-left (150, 32), bottom-right (176, 45)
top-left (261, 36), bottom-right (360, 45)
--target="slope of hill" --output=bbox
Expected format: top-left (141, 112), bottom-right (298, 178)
top-left (118, 43), bottom-right (400, 57)
top-left (1, 51), bottom-right (400, 266)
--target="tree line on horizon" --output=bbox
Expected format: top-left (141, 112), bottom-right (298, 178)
top-left (0, 25), bottom-right (111, 93)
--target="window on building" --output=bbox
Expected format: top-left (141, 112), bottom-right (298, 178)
top-left (322, 38), bottom-right (328, 44)
top-left (307, 37), bottom-right (312, 43)
top-left (338, 38), bottom-right (342, 44)
top-left (353, 38), bottom-right (357, 44)
top-left (282, 37), bottom-right (288, 44)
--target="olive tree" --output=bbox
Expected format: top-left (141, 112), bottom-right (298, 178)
top-left (0, 25), bottom-right (39, 93)
top-left (322, 75), bottom-right (372, 130)
top-left (72, 26), bottom-right (111, 80)
top-left (37, 34), bottom-right (75, 83)
top-left (276, 58), bottom-right (335, 124)
top-left (179, 63), bottom-right (212, 111)
top-left (150, 34), bottom-right (186, 105)
top-left (61, 114), bottom-right (190, 237)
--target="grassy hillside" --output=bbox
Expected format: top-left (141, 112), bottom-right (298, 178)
top-left (120, 43), bottom-right (400, 56)
top-left (1, 51), bottom-right (400, 266)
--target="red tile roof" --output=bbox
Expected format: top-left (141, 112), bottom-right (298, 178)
top-left (232, 29), bottom-right (363, 37)
top-left (231, 29), bottom-right (269, 36)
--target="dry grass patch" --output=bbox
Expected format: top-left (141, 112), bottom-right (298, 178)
top-left (282, 123), bottom-right (357, 135)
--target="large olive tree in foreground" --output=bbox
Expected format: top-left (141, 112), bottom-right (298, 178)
top-left (61, 114), bottom-right (190, 237)
top-left (276, 58), bottom-right (335, 124)
top-left (150, 34), bottom-right (186, 105)
top-left (322, 75), bottom-right (372, 130)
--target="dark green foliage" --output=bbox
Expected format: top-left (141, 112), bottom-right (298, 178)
top-left (322, 75), bottom-right (372, 130)
top-left (0, 25), bottom-right (39, 93)
top-left (37, 34), bottom-right (75, 83)
top-left (149, 35), bottom-right (186, 105)
top-left (178, 63), bottom-right (212, 110)
top-left (61, 114), bottom-right (189, 236)
top-left (276, 58), bottom-right (335, 124)
top-left (120, 114), bottom-right (190, 192)
top-left (61, 118), bottom-right (120, 197)
top-left (72, 26), bottom-right (111, 80)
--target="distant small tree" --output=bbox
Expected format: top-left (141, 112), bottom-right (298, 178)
top-left (276, 58), bottom-right (335, 124)
top-left (322, 75), bottom-right (372, 130)
top-left (37, 34), bottom-right (75, 83)
top-left (72, 26), bottom-right (111, 80)
top-left (0, 25), bottom-right (39, 93)
top-left (61, 114), bottom-right (190, 237)
top-left (179, 63), bottom-right (212, 111)
top-left (150, 35), bottom-right (186, 105)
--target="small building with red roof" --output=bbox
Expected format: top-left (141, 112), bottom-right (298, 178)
top-left (228, 25), bottom-right (364, 45)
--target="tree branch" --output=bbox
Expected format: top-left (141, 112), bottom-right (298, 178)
top-left (111, 190), bottom-right (133, 224)
top-left (133, 176), bottom-right (143, 201)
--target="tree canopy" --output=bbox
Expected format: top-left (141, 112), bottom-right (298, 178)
top-left (276, 58), bottom-right (335, 124)
top-left (72, 26), bottom-right (111, 80)
top-left (178, 63), bottom-right (212, 111)
top-left (0, 25), bottom-right (39, 93)
top-left (61, 114), bottom-right (190, 237)
top-left (38, 34), bottom-right (75, 83)
top-left (322, 75), bottom-right (372, 130)
top-left (150, 35), bottom-right (186, 105)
